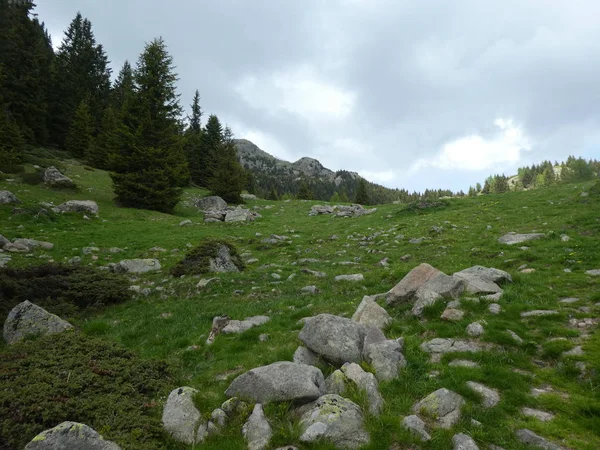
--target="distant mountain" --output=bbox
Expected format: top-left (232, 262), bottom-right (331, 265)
top-left (234, 139), bottom-right (451, 203)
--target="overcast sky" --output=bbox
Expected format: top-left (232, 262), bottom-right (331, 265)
top-left (37, 1), bottom-right (600, 192)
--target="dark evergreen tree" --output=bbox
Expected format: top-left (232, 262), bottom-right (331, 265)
top-left (297, 181), bottom-right (313, 200)
top-left (110, 60), bottom-right (134, 111)
top-left (65, 99), bottom-right (93, 158)
top-left (88, 106), bottom-right (118, 169)
top-left (244, 170), bottom-right (257, 194)
top-left (0, 74), bottom-right (25, 172)
top-left (210, 127), bottom-right (246, 203)
top-left (110, 38), bottom-right (188, 213)
top-left (354, 178), bottom-right (369, 204)
top-left (49, 12), bottom-right (111, 146)
top-left (0, 0), bottom-right (54, 144)
top-left (197, 114), bottom-right (222, 187)
top-left (183, 90), bottom-right (203, 185)
top-left (267, 187), bottom-right (278, 200)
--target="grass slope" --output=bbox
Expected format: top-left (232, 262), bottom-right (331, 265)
top-left (1, 158), bottom-right (600, 449)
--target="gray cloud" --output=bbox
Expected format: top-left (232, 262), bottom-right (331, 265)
top-left (38, 0), bottom-right (600, 192)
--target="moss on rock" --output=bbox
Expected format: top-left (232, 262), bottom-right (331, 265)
top-left (170, 238), bottom-right (244, 277)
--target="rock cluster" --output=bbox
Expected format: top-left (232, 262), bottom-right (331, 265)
top-left (195, 195), bottom-right (261, 223)
top-left (309, 204), bottom-right (377, 218)
top-left (0, 234), bottom-right (54, 253)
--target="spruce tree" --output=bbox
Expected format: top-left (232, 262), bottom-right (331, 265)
top-left (110, 38), bottom-right (188, 213)
top-left (210, 126), bottom-right (246, 203)
top-left (0, 101), bottom-right (25, 173)
top-left (197, 114), bottom-right (222, 187)
top-left (110, 60), bottom-right (134, 111)
top-left (88, 106), bottom-right (118, 169)
top-left (297, 181), bottom-right (313, 200)
top-left (354, 178), bottom-right (369, 204)
top-left (65, 99), bottom-right (93, 158)
top-left (184, 90), bottom-right (203, 185)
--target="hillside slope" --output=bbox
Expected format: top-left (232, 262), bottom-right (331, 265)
top-left (1, 159), bottom-right (600, 449)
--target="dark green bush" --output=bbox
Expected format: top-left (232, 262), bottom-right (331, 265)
top-left (171, 238), bottom-right (244, 277)
top-left (0, 264), bottom-right (132, 321)
top-left (19, 168), bottom-right (44, 185)
top-left (0, 332), bottom-right (174, 450)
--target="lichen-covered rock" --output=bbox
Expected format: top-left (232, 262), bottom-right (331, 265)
top-left (242, 404), bottom-right (272, 450)
top-left (112, 258), bottom-right (161, 274)
top-left (53, 200), bottom-right (98, 214)
top-left (352, 296), bottom-right (391, 330)
top-left (4, 301), bottom-right (74, 345)
top-left (412, 388), bottom-right (464, 429)
top-left (0, 190), bottom-right (21, 204)
top-left (297, 394), bottom-right (370, 449)
top-left (225, 362), bottom-right (325, 404)
top-left (25, 422), bottom-right (121, 449)
top-left (162, 387), bottom-right (202, 445)
top-left (299, 314), bottom-right (367, 365)
top-left (325, 370), bottom-right (347, 395)
top-left (43, 166), bottom-right (75, 188)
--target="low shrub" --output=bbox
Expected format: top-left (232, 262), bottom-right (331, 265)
top-left (0, 264), bottom-right (132, 321)
top-left (171, 238), bottom-right (244, 277)
top-left (19, 168), bottom-right (44, 185)
top-left (0, 332), bottom-right (174, 450)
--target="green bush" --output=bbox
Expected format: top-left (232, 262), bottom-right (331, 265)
top-left (20, 168), bottom-right (44, 185)
top-left (171, 238), bottom-right (244, 277)
top-left (0, 332), bottom-right (174, 450)
top-left (0, 264), bottom-right (132, 321)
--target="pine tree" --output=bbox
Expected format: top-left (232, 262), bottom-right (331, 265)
top-left (110, 38), bottom-right (189, 213)
top-left (65, 99), bottom-right (93, 158)
top-left (297, 181), bottom-right (313, 200)
top-left (196, 114), bottom-right (221, 187)
top-left (184, 90), bottom-right (203, 185)
top-left (210, 126), bottom-right (246, 203)
top-left (50, 12), bottom-right (111, 147)
top-left (88, 106), bottom-right (118, 169)
top-left (110, 60), bottom-right (134, 111)
top-left (354, 178), bottom-right (369, 204)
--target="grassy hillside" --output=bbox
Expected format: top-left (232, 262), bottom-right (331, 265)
top-left (1, 158), bottom-right (600, 449)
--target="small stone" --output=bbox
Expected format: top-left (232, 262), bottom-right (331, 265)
top-left (441, 308), bottom-right (464, 321)
top-left (452, 433), bottom-right (480, 450)
top-left (466, 381), bottom-right (500, 408)
top-left (341, 362), bottom-right (384, 416)
top-left (242, 404), bottom-right (272, 450)
top-left (507, 330), bottom-right (524, 344)
top-left (301, 285), bottom-right (319, 294)
top-left (412, 388), bottom-right (464, 429)
top-left (449, 360), bottom-right (480, 369)
top-left (179, 219), bottom-right (192, 226)
top-left (466, 321), bottom-right (485, 337)
top-left (488, 303), bottom-right (501, 314)
top-left (585, 269), bottom-right (600, 276)
top-left (521, 407), bottom-right (554, 422)
top-left (562, 345), bottom-right (584, 357)
top-left (516, 429), bottom-right (566, 450)
top-left (559, 297), bottom-right (579, 304)
top-left (334, 273), bottom-right (364, 282)
top-left (258, 333), bottom-right (269, 342)
top-left (402, 415), bottom-right (431, 441)
top-left (521, 310), bottom-right (559, 318)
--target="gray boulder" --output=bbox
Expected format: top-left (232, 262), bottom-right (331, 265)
top-left (209, 245), bottom-right (241, 272)
top-left (25, 422), bottom-right (121, 450)
top-left (12, 238), bottom-right (54, 251)
top-left (4, 301), bottom-right (74, 344)
top-left (466, 381), bottom-right (500, 408)
top-left (222, 316), bottom-right (270, 334)
top-left (241, 193), bottom-right (258, 200)
top-left (43, 166), bottom-right (75, 188)
top-left (363, 339), bottom-right (406, 381)
top-left (516, 429), bottom-right (566, 450)
top-left (243, 404), bottom-right (272, 450)
top-left (113, 258), bottom-right (161, 274)
top-left (453, 272), bottom-right (502, 295)
top-left (0, 190), bottom-right (20, 204)
top-left (225, 209), bottom-right (252, 223)
top-left (466, 321), bottom-right (485, 337)
top-left (412, 388), bottom-right (464, 429)
top-left (402, 415), bottom-right (431, 441)
top-left (162, 387), bottom-right (202, 445)
top-left (324, 370), bottom-right (347, 395)
top-left (335, 273), bottom-right (364, 282)
top-left (387, 263), bottom-right (441, 305)
top-left (309, 204), bottom-right (334, 216)
top-left (341, 363), bottom-right (384, 416)
top-left (195, 195), bottom-right (227, 211)
top-left (299, 314), bottom-right (367, 365)
top-left (297, 394), bottom-right (370, 449)
top-left (453, 433), bottom-right (480, 450)
top-left (423, 272), bottom-right (466, 298)
top-left (420, 338), bottom-right (487, 362)
top-left (498, 232), bottom-right (545, 245)
top-left (53, 200), bottom-right (98, 215)
top-left (352, 296), bottom-right (391, 330)
top-left (225, 362), bottom-right (325, 404)
top-left (454, 265), bottom-right (512, 284)
top-left (293, 346), bottom-right (320, 366)
top-left (411, 288), bottom-right (443, 317)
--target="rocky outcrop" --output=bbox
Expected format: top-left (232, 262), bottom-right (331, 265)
top-left (25, 422), bottom-right (121, 450)
top-left (53, 200), bottom-right (98, 215)
top-left (43, 166), bottom-right (75, 188)
top-left (4, 301), bottom-right (74, 344)
top-left (225, 362), bottom-right (326, 403)
top-left (387, 263), bottom-right (464, 306)
top-left (363, 338), bottom-right (406, 381)
top-left (309, 204), bottom-right (377, 218)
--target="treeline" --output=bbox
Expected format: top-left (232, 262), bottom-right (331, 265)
top-left (468, 156), bottom-right (599, 196)
top-left (0, 2), bottom-right (246, 211)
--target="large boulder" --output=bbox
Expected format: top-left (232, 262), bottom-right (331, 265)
top-left (386, 263), bottom-right (441, 305)
top-left (224, 209), bottom-right (252, 223)
top-left (43, 166), bottom-right (75, 188)
top-left (299, 314), bottom-right (367, 365)
top-left (297, 394), bottom-right (370, 449)
top-left (4, 301), bottom-right (74, 345)
top-left (352, 296), bottom-right (391, 330)
top-left (412, 388), bottom-right (464, 429)
top-left (498, 232), bottom-right (545, 245)
top-left (0, 190), bottom-right (20, 204)
top-left (225, 362), bottom-right (325, 404)
top-left (112, 258), bottom-right (161, 274)
top-left (195, 195), bottom-right (227, 211)
top-left (162, 387), bottom-right (202, 445)
top-left (25, 422), bottom-right (121, 450)
top-left (53, 200), bottom-right (98, 215)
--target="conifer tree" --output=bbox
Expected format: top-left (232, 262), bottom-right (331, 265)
top-left (110, 61), bottom-right (134, 111)
top-left (0, 76), bottom-right (25, 173)
top-left (65, 99), bottom-right (93, 158)
top-left (354, 178), bottom-right (369, 204)
top-left (267, 187), bottom-right (279, 201)
top-left (210, 126), bottom-right (246, 203)
top-left (88, 106), bottom-right (118, 169)
top-left (196, 114), bottom-right (222, 187)
top-left (184, 90), bottom-right (203, 185)
top-left (297, 181), bottom-right (313, 200)
top-left (110, 38), bottom-right (189, 213)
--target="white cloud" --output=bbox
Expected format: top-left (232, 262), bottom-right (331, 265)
top-left (411, 118), bottom-right (532, 172)
top-left (234, 65), bottom-right (355, 122)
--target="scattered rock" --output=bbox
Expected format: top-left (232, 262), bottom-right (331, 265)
top-left (452, 433), bottom-right (480, 450)
top-left (225, 209), bottom-right (253, 223)
top-left (162, 387), bottom-right (202, 445)
top-left (297, 394), bottom-right (370, 449)
top-left (420, 338), bottom-right (488, 362)
top-left (466, 321), bottom-right (485, 337)
top-left (24, 422), bottom-right (121, 450)
top-left (507, 330), bottom-right (524, 344)
top-left (341, 363), bottom-right (384, 415)
top-left (488, 303), bottom-right (502, 314)
top-left (53, 200), bottom-right (98, 214)
top-left (521, 407), bottom-right (554, 422)
top-left (3, 242), bottom-right (29, 253)
top-left (562, 345), bottom-right (584, 357)
top-left (409, 237), bottom-right (425, 244)
top-left (412, 388), bottom-right (464, 429)
top-left (225, 362), bottom-right (325, 403)
top-left (559, 297), bottom-right (579, 304)
top-left (241, 193), bottom-right (258, 200)
top-left (197, 277), bottom-right (219, 288)
top-left (3, 300), bottom-right (74, 345)
top-left (516, 429), bottom-right (566, 450)
top-left (43, 166), bottom-right (75, 188)
top-left (111, 258), bottom-right (161, 274)
top-left (402, 415), bottom-right (431, 441)
top-left (301, 285), bottom-right (319, 294)
top-left (441, 308), bottom-right (464, 321)
top-left (585, 269), bottom-right (600, 276)
top-left (222, 316), bottom-right (270, 334)
top-left (335, 273), bottom-right (364, 282)
top-left (302, 268), bottom-right (326, 278)
top-left (449, 360), bottom-right (480, 369)
top-left (352, 296), bottom-right (391, 330)
top-left (179, 219), bottom-right (192, 226)
top-left (243, 404), bottom-right (272, 450)
top-left (387, 263), bottom-right (441, 305)
top-left (0, 190), bottom-right (20, 204)
top-left (466, 381), bottom-right (500, 408)
top-left (521, 310), bottom-right (559, 318)
top-left (411, 289), bottom-right (442, 317)
top-left (206, 315), bottom-right (231, 345)
top-left (309, 204), bottom-right (377, 218)
top-left (363, 339), bottom-right (406, 381)
top-left (498, 232), bottom-right (545, 245)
